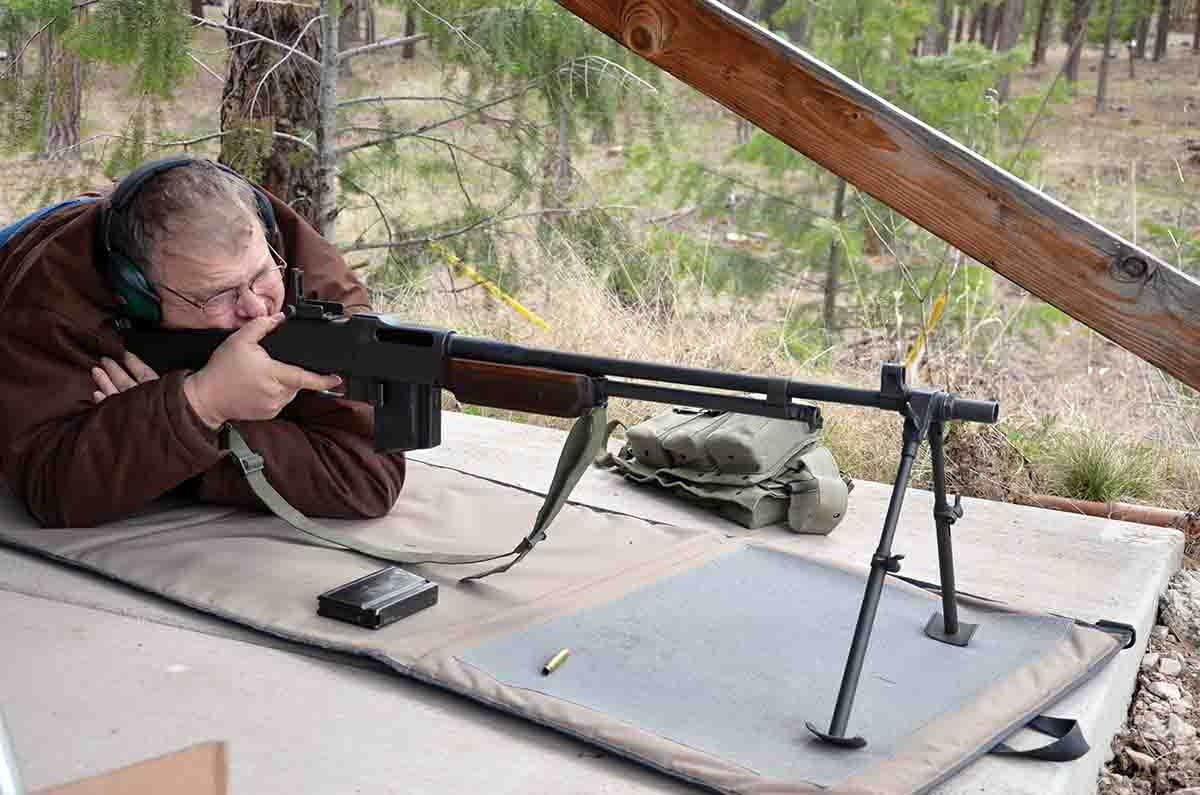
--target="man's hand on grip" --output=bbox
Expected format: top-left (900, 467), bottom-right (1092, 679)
top-left (183, 313), bottom-right (342, 430)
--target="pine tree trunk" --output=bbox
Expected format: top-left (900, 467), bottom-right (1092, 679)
top-left (1032, 0), bottom-right (1054, 64)
top-left (822, 178), bottom-right (848, 346)
top-left (339, 0), bottom-right (358, 77)
top-left (538, 105), bottom-right (573, 233)
top-left (969, 5), bottom-right (984, 42)
top-left (1153, 0), bottom-right (1171, 59)
top-left (935, 0), bottom-right (953, 53)
top-left (220, 0), bottom-right (324, 230)
top-left (978, 3), bottom-right (993, 44)
top-left (995, 0), bottom-right (1025, 101)
top-left (1194, 1), bottom-right (1199, 51)
top-left (38, 21), bottom-right (84, 161)
top-left (1064, 0), bottom-right (1093, 82)
top-left (191, 0), bottom-right (205, 20)
top-left (402, 7), bottom-right (417, 59)
top-left (1135, 13), bottom-right (1150, 57)
top-left (955, 4), bottom-right (966, 42)
top-left (757, 0), bottom-right (787, 28)
top-left (785, 9), bottom-right (809, 46)
top-left (1097, 0), bottom-right (1120, 112)
top-left (317, 0), bottom-right (339, 238)
top-left (366, 0), bottom-right (376, 44)
top-left (6, 26), bottom-right (24, 81)
top-left (986, 2), bottom-right (1005, 48)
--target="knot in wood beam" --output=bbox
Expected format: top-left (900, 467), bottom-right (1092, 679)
top-left (621, 0), bottom-right (676, 58)
top-left (1117, 255), bottom-right (1149, 281)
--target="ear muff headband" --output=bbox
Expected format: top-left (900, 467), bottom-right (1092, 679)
top-left (100, 156), bottom-right (278, 325)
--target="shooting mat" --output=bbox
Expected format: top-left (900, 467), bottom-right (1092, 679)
top-left (0, 461), bottom-right (1121, 794)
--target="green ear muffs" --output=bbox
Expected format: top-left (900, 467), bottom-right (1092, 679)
top-left (99, 156), bottom-right (279, 326)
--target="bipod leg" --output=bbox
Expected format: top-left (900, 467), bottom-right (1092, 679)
top-left (807, 417), bottom-right (923, 750)
top-left (923, 420), bottom-right (979, 648)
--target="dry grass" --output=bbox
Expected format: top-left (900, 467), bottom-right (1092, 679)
top-left (1, 8), bottom-right (1197, 517)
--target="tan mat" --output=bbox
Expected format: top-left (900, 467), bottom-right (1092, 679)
top-left (0, 462), bottom-right (1122, 794)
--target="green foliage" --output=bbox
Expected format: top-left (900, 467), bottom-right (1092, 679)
top-left (102, 101), bottom-right (170, 178)
top-left (428, 0), bottom-right (662, 145)
top-left (536, 209), bottom-right (675, 314)
top-left (221, 120), bottom-right (277, 186)
top-left (1, 0), bottom-right (192, 166)
top-left (74, 0), bottom-right (193, 97)
top-left (1142, 221), bottom-right (1200, 276)
top-left (449, 231), bottom-right (522, 295)
top-left (0, 69), bottom-right (46, 156)
top-left (894, 44), bottom-right (1028, 159)
top-left (632, 0), bottom-right (1058, 352)
top-left (1086, 0), bottom-right (1151, 43)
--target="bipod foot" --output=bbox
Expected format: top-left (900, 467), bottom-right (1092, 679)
top-left (805, 721), bottom-right (867, 749)
top-left (924, 611), bottom-right (978, 647)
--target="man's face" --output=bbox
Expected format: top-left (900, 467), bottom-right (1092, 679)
top-left (152, 221), bottom-right (286, 331)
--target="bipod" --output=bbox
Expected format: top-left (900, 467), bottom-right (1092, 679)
top-left (807, 365), bottom-right (979, 749)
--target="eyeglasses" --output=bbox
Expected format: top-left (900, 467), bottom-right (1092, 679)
top-left (155, 247), bottom-right (287, 317)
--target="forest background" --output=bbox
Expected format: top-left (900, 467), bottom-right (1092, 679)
top-left (0, 0), bottom-right (1198, 526)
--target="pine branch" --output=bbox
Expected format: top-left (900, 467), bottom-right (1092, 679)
top-left (339, 171), bottom-right (394, 263)
top-left (246, 0), bottom-right (320, 7)
top-left (338, 33), bottom-right (430, 63)
top-left (442, 140), bottom-right (474, 209)
top-left (188, 14), bottom-right (321, 69)
top-left (172, 128), bottom-right (317, 151)
top-left (693, 164), bottom-right (828, 219)
top-left (412, 0), bottom-right (483, 57)
top-left (337, 95), bottom-right (474, 109)
top-left (339, 204), bottom-right (638, 256)
top-left (40, 128), bottom-right (316, 159)
top-left (336, 127), bottom-right (521, 177)
top-left (335, 86), bottom-right (535, 157)
top-left (188, 53), bottom-right (224, 83)
top-left (2, 17), bottom-right (58, 82)
top-left (408, 134), bottom-right (522, 178)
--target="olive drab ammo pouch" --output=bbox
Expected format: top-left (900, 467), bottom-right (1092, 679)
top-left (596, 409), bottom-right (852, 533)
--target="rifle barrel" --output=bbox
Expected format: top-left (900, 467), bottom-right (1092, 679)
top-left (451, 336), bottom-right (887, 411)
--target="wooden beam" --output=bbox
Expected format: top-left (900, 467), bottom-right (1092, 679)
top-left (555, 0), bottom-right (1200, 392)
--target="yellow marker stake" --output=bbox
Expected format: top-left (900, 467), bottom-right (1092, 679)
top-left (542, 648), bottom-right (571, 676)
top-left (904, 292), bottom-right (947, 370)
top-left (430, 242), bottom-right (552, 331)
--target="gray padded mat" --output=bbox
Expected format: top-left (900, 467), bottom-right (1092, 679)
top-left (461, 544), bottom-right (1076, 787)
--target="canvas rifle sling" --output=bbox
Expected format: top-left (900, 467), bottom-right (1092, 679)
top-left (222, 405), bottom-right (608, 582)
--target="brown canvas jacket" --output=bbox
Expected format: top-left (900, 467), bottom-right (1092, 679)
top-left (0, 184), bottom-right (405, 527)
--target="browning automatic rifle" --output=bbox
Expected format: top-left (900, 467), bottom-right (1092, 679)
top-left (120, 269), bottom-right (998, 750)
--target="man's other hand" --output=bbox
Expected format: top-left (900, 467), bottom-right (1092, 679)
top-left (92, 352), bottom-right (160, 403)
top-left (182, 312), bottom-right (342, 430)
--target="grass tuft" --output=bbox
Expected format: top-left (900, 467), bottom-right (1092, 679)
top-left (1044, 429), bottom-right (1157, 504)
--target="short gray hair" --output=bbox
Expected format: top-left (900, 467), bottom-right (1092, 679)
top-left (110, 159), bottom-right (265, 277)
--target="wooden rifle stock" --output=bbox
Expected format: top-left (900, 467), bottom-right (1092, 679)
top-left (444, 358), bottom-right (599, 417)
